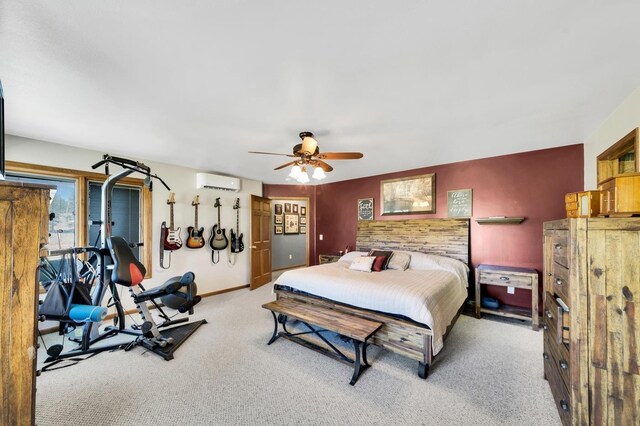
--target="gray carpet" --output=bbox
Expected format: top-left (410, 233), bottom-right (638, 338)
top-left (35, 284), bottom-right (561, 426)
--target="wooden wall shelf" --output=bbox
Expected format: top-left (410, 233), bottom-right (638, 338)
top-left (475, 217), bottom-right (525, 224)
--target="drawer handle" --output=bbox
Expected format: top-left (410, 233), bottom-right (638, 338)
top-left (559, 360), bottom-right (569, 370)
top-left (560, 400), bottom-right (570, 412)
top-left (554, 243), bottom-right (562, 250)
top-left (547, 272), bottom-right (553, 276)
top-left (555, 278), bottom-right (563, 286)
top-left (543, 352), bottom-right (549, 360)
top-left (499, 276), bottom-right (510, 281)
top-left (542, 324), bottom-right (549, 331)
top-left (546, 310), bottom-right (553, 319)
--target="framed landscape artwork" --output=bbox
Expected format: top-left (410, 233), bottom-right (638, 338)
top-left (284, 213), bottom-right (299, 234)
top-left (381, 173), bottom-right (435, 215)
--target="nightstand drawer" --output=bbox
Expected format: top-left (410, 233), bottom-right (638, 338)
top-left (318, 254), bottom-right (340, 265)
top-left (478, 270), bottom-right (533, 288)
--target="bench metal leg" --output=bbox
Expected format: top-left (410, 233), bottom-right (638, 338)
top-left (268, 311), bottom-right (279, 345)
top-left (350, 339), bottom-right (371, 386)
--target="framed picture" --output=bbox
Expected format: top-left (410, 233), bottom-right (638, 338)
top-left (447, 189), bottom-right (472, 218)
top-left (300, 216), bottom-right (307, 225)
top-left (300, 225), bottom-right (306, 234)
top-left (284, 213), bottom-right (299, 234)
top-left (284, 203), bottom-right (292, 213)
top-left (274, 215), bottom-right (283, 224)
top-left (275, 204), bottom-right (283, 215)
top-left (274, 225), bottom-right (283, 235)
top-left (293, 204), bottom-right (299, 214)
top-left (381, 173), bottom-right (435, 215)
top-left (300, 206), bottom-right (306, 216)
top-left (357, 198), bottom-right (374, 220)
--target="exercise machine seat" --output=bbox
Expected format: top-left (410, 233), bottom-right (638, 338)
top-left (107, 236), bottom-right (146, 287)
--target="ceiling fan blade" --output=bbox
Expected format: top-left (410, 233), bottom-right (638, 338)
top-left (317, 152), bottom-right (364, 160)
top-left (274, 161), bottom-right (298, 170)
top-left (249, 151), bottom-right (295, 157)
top-left (315, 160), bottom-right (334, 172)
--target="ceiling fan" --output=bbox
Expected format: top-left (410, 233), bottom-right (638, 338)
top-left (249, 131), bottom-right (364, 183)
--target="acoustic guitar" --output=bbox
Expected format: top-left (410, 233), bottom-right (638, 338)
top-left (230, 198), bottom-right (244, 253)
top-left (209, 197), bottom-right (228, 251)
top-left (186, 195), bottom-right (205, 249)
top-left (162, 192), bottom-right (182, 251)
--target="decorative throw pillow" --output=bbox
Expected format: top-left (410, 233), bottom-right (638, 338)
top-left (348, 256), bottom-right (376, 272)
top-left (372, 255), bottom-right (387, 272)
top-left (387, 252), bottom-right (411, 271)
top-left (367, 250), bottom-right (393, 270)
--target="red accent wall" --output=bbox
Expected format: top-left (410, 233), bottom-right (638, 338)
top-left (264, 144), bottom-right (584, 310)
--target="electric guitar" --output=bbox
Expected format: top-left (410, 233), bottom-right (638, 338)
top-left (230, 198), bottom-right (244, 253)
top-left (186, 195), bottom-right (205, 249)
top-left (209, 197), bottom-right (228, 251)
top-left (162, 192), bottom-right (182, 251)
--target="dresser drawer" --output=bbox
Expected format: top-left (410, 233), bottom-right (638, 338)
top-left (477, 270), bottom-right (533, 288)
top-left (543, 293), bottom-right (570, 353)
top-left (564, 193), bottom-right (578, 203)
top-left (566, 209), bottom-right (578, 219)
top-left (565, 201), bottom-right (578, 211)
top-left (544, 332), bottom-right (570, 393)
top-left (552, 231), bottom-right (569, 268)
top-left (549, 263), bottom-right (570, 308)
top-left (544, 348), bottom-right (572, 426)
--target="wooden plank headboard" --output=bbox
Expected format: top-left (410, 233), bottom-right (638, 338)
top-left (356, 219), bottom-right (470, 265)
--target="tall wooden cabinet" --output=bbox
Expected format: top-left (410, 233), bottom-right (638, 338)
top-left (1, 181), bottom-right (51, 426)
top-left (543, 218), bottom-right (639, 425)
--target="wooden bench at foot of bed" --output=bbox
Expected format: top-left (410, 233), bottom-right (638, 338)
top-left (275, 289), bottom-right (439, 379)
top-left (262, 298), bottom-right (383, 385)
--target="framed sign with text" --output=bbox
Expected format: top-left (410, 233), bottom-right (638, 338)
top-left (358, 198), bottom-right (374, 220)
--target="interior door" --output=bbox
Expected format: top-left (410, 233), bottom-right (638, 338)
top-left (250, 195), bottom-right (272, 290)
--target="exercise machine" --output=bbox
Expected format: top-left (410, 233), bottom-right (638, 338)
top-left (39, 155), bottom-right (206, 368)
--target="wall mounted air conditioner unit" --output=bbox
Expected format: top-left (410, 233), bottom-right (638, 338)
top-left (196, 173), bottom-right (241, 192)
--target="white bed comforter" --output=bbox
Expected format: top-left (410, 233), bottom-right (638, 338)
top-left (274, 252), bottom-right (469, 355)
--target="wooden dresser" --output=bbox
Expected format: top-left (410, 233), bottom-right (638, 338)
top-left (543, 218), bottom-right (639, 425)
top-left (1, 181), bottom-right (51, 426)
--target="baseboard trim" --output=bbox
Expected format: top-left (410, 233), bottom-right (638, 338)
top-left (199, 284), bottom-right (250, 298)
top-left (273, 265), bottom-right (307, 272)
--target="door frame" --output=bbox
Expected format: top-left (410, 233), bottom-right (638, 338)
top-left (269, 196), bottom-right (310, 270)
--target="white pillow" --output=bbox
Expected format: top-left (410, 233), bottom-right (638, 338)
top-left (348, 256), bottom-right (376, 272)
top-left (387, 252), bottom-right (411, 271)
top-left (408, 252), bottom-right (470, 284)
top-left (339, 251), bottom-right (369, 262)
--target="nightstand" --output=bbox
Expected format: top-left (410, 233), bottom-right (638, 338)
top-left (318, 254), bottom-right (341, 265)
top-left (475, 264), bottom-right (539, 330)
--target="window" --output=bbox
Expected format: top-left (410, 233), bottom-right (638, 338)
top-left (88, 181), bottom-right (141, 259)
top-left (5, 161), bottom-right (153, 277)
top-left (5, 174), bottom-right (77, 250)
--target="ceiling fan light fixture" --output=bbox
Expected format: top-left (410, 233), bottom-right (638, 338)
top-left (312, 167), bottom-right (326, 180)
top-left (288, 165), bottom-right (302, 178)
top-left (297, 170), bottom-right (310, 184)
top-left (300, 136), bottom-right (318, 155)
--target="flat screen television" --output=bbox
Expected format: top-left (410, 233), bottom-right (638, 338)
top-left (0, 80), bottom-right (5, 180)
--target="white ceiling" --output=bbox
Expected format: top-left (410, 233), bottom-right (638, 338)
top-left (2, 1), bottom-right (640, 184)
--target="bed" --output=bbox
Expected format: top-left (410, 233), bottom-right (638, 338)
top-left (273, 218), bottom-right (470, 378)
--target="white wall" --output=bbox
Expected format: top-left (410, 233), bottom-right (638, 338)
top-left (6, 135), bottom-right (262, 304)
top-left (583, 85), bottom-right (640, 189)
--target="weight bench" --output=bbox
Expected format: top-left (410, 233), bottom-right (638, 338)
top-left (262, 299), bottom-right (382, 385)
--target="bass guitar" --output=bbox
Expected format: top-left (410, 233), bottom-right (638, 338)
top-left (209, 197), bottom-right (228, 253)
top-left (230, 198), bottom-right (244, 253)
top-left (186, 195), bottom-right (205, 249)
top-left (162, 192), bottom-right (182, 251)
